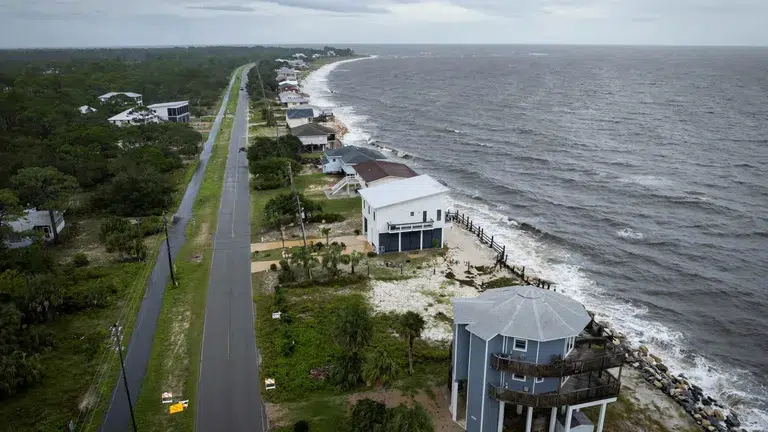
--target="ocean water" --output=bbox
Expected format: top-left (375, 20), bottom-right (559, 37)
top-left (302, 45), bottom-right (768, 430)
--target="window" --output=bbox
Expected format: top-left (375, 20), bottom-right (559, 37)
top-left (422, 211), bottom-right (427, 222)
top-left (437, 209), bottom-right (442, 221)
top-left (513, 338), bottom-right (528, 352)
top-left (368, 207), bottom-right (371, 215)
top-left (373, 212), bottom-right (376, 221)
top-left (410, 211), bottom-right (414, 216)
top-left (535, 377), bottom-right (545, 384)
top-left (511, 374), bottom-right (526, 382)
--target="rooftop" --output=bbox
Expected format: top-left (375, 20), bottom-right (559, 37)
top-left (99, 91), bottom-right (141, 99)
top-left (355, 160), bottom-right (418, 183)
top-left (324, 146), bottom-right (387, 164)
top-left (291, 123), bottom-right (336, 137)
top-left (147, 101), bottom-right (188, 108)
top-left (452, 286), bottom-right (591, 341)
top-left (286, 107), bottom-right (314, 119)
top-left (359, 174), bottom-right (448, 209)
top-left (108, 107), bottom-right (158, 122)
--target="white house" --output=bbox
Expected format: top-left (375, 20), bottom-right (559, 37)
top-left (5, 209), bottom-right (66, 248)
top-left (98, 91), bottom-right (143, 105)
top-left (108, 106), bottom-right (162, 127)
top-left (293, 53), bottom-right (306, 58)
top-left (276, 68), bottom-right (298, 82)
top-left (359, 174), bottom-right (449, 254)
top-left (312, 53), bottom-right (322, 59)
top-left (278, 92), bottom-right (309, 107)
top-left (78, 105), bottom-right (97, 114)
top-left (326, 50), bottom-right (337, 56)
top-left (354, 160), bottom-right (418, 189)
top-left (286, 107), bottom-right (314, 129)
top-left (290, 123), bottom-right (337, 152)
top-left (147, 101), bottom-right (190, 123)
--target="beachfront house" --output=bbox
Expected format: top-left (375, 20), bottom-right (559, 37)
top-left (450, 287), bottom-right (624, 432)
top-left (146, 101), bottom-right (190, 123)
top-left (286, 107), bottom-right (315, 128)
top-left (279, 92), bottom-right (309, 107)
top-left (290, 123), bottom-right (337, 152)
top-left (354, 160), bottom-right (418, 189)
top-left (5, 208), bottom-right (66, 248)
top-left (321, 146), bottom-right (387, 174)
top-left (276, 67), bottom-right (298, 82)
top-left (359, 174), bottom-right (449, 254)
top-left (278, 82), bottom-right (301, 94)
top-left (108, 106), bottom-right (162, 126)
top-left (98, 91), bottom-right (143, 105)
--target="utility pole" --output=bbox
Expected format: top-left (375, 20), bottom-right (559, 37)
top-left (162, 212), bottom-right (177, 286)
top-left (286, 162), bottom-right (308, 248)
top-left (112, 324), bottom-right (138, 432)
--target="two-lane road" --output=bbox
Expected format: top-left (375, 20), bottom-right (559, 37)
top-left (196, 66), bottom-right (265, 431)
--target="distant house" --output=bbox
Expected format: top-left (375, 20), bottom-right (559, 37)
top-left (293, 53), bottom-right (306, 59)
top-left (276, 68), bottom-right (298, 82)
top-left (290, 123), bottom-right (337, 152)
top-left (326, 50), bottom-right (337, 56)
top-left (321, 146), bottom-right (387, 175)
top-left (78, 105), bottom-right (97, 114)
top-left (354, 160), bottom-right (418, 189)
top-left (278, 92), bottom-right (309, 108)
top-left (108, 106), bottom-right (162, 127)
top-left (287, 59), bottom-right (307, 68)
top-left (286, 107), bottom-right (314, 129)
top-left (98, 91), bottom-right (143, 105)
top-left (278, 82), bottom-right (300, 94)
top-left (312, 53), bottom-right (322, 59)
top-left (359, 174), bottom-right (449, 254)
top-left (147, 101), bottom-right (190, 123)
top-left (5, 208), bottom-right (66, 248)
top-left (449, 286), bottom-right (623, 432)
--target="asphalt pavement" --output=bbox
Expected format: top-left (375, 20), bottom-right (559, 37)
top-left (195, 66), bottom-right (265, 431)
top-left (100, 68), bottom-right (242, 432)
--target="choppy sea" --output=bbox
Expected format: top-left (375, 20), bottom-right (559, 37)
top-left (303, 45), bottom-right (768, 430)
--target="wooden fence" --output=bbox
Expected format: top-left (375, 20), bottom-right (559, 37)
top-left (445, 210), bottom-right (555, 289)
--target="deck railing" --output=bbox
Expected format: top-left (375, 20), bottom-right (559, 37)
top-left (491, 344), bottom-right (626, 377)
top-left (387, 220), bottom-right (434, 233)
top-left (488, 376), bottom-right (621, 408)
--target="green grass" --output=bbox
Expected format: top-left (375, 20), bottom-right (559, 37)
top-left (272, 397), bottom-right (348, 432)
top-left (132, 66), bottom-right (243, 431)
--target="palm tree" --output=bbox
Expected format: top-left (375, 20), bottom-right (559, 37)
top-left (333, 301), bottom-right (373, 354)
top-left (290, 246), bottom-right (318, 279)
top-left (389, 403), bottom-right (434, 432)
top-left (322, 245), bottom-right (342, 277)
top-left (321, 226), bottom-right (331, 245)
top-left (398, 311), bottom-right (425, 375)
top-left (349, 250), bottom-right (364, 274)
top-left (363, 348), bottom-right (400, 389)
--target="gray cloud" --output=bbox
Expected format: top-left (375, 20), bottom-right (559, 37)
top-left (261, 0), bottom-right (390, 13)
top-left (187, 4), bottom-right (255, 12)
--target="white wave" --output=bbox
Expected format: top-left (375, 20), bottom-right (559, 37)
top-left (529, 52), bottom-right (550, 56)
top-left (616, 227), bottom-right (645, 240)
top-left (446, 196), bottom-right (768, 431)
top-left (302, 56), bottom-right (377, 147)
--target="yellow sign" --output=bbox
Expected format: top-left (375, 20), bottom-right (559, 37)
top-left (169, 403), bottom-right (185, 414)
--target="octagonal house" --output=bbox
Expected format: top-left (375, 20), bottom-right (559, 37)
top-left (450, 286), bottom-right (625, 432)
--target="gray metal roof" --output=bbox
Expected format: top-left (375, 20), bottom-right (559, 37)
top-left (286, 108), bottom-right (314, 119)
top-left (358, 174), bottom-right (448, 209)
top-left (291, 123), bottom-right (336, 136)
top-left (452, 286), bottom-right (590, 342)
top-left (324, 146), bottom-right (386, 163)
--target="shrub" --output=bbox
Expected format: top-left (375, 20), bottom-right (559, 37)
top-left (278, 270), bottom-right (293, 284)
top-left (354, 229), bottom-right (361, 235)
top-left (367, 251), bottom-right (376, 258)
top-left (340, 242), bottom-right (346, 249)
top-left (279, 259), bottom-right (290, 271)
top-left (445, 271), bottom-right (456, 279)
top-left (314, 241), bottom-right (324, 251)
top-left (340, 254), bottom-right (351, 265)
top-left (72, 253), bottom-right (90, 267)
top-left (269, 263), bottom-right (278, 271)
top-left (306, 212), bottom-right (346, 223)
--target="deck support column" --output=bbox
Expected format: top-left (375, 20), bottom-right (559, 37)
top-left (497, 401), bottom-right (505, 432)
top-left (419, 229), bottom-right (423, 250)
top-left (516, 404), bottom-right (523, 415)
top-left (398, 232), bottom-right (402, 252)
top-left (564, 406), bottom-right (574, 432)
top-left (597, 402), bottom-right (607, 432)
top-left (450, 381), bottom-right (458, 421)
top-left (548, 407), bottom-right (557, 432)
top-left (525, 406), bottom-right (533, 432)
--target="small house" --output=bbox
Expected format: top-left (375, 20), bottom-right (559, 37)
top-left (278, 92), bottom-right (309, 107)
top-left (450, 286), bottom-right (623, 432)
top-left (146, 101), bottom-right (190, 123)
top-left (321, 146), bottom-right (387, 175)
top-left (354, 160), bottom-right (418, 189)
top-left (278, 82), bottom-right (301, 93)
top-left (286, 107), bottom-right (314, 129)
top-left (108, 106), bottom-right (162, 127)
top-left (5, 209), bottom-right (66, 248)
top-left (98, 91), bottom-right (143, 105)
top-left (78, 105), bottom-right (97, 114)
top-left (290, 123), bottom-right (337, 152)
top-left (359, 174), bottom-right (449, 254)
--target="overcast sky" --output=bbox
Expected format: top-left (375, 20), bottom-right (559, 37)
top-left (2, 0), bottom-right (767, 48)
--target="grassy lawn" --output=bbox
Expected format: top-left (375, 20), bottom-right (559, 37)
top-left (131, 67), bottom-right (243, 430)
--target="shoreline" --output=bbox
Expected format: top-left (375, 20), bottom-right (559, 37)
top-left (299, 58), bottom-right (752, 431)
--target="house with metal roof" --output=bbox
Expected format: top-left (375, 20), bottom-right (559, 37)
top-left (278, 92), bottom-right (309, 107)
top-left (107, 106), bottom-right (162, 127)
top-left (98, 91), bottom-right (143, 105)
top-left (354, 160), bottom-right (418, 189)
top-left (286, 107), bottom-right (315, 129)
top-left (450, 286), bottom-right (624, 432)
top-left (358, 174), bottom-right (449, 254)
top-left (321, 146), bottom-right (387, 175)
top-left (147, 101), bottom-right (190, 123)
top-left (290, 123), bottom-right (337, 152)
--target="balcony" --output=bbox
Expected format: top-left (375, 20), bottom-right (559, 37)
top-left (488, 371), bottom-right (621, 408)
top-left (491, 339), bottom-right (625, 377)
top-left (387, 219), bottom-right (434, 233)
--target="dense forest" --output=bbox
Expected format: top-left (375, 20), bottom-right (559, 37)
top-left (0, 45), bottom-right (351, 428)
